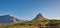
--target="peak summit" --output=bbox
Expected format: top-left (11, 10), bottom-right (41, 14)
top-left (37, 13), bottom-right (43, 17)
top-left (33, 13), bottom-right (46, 20)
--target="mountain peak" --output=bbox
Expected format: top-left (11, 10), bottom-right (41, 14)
top-left (37, 13), bottom-right (43, 17)
top-left (0, 15), bottom-right (22, 24)
top-left (33, 13), bottom-right (46, 20)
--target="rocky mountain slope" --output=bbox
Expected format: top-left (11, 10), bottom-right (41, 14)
top-left (33, 13), bottom-right (48, 20)
top-left (0, 15), bottom-right (25, 24)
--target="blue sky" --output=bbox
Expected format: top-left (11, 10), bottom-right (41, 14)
top-left (0, 0), bottom-right (60, 20)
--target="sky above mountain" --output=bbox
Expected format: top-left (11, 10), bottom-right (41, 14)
top-left (0, 0), bottom-right (60, 20)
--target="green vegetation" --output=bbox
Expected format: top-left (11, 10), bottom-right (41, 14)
top-left (0, 20), bottom-right (60, 28)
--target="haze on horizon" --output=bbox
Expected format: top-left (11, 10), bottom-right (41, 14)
top-left (0, 0), bottom-right (60, 20)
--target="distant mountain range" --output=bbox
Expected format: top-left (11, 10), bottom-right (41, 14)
top-left (0, 13), bottom-right (60, 28)
top-left (0, 15), bottom-right (26, 24)
top-left (0, 13), bottom-right (58, 24)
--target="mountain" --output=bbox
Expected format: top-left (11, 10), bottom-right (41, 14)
top-left (33, 13), bottom-right (48, 20)
top-left (0, 15), bottom-right (25, 24)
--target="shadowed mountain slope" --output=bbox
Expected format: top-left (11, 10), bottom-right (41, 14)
top-left (0, 15), bottom-right (25, 24)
